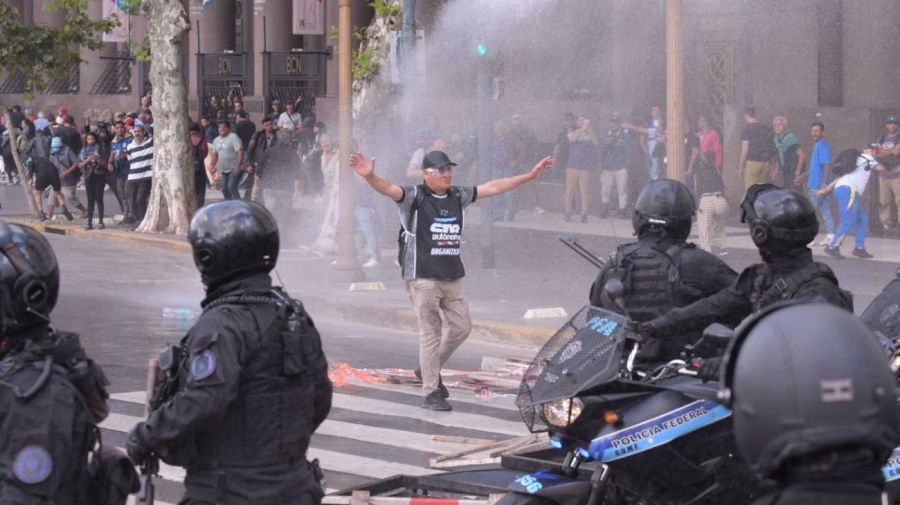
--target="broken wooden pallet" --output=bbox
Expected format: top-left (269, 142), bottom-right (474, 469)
top-left (427, 433), bottom-right (549, 470)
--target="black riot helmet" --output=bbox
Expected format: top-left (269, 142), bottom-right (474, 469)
top-left (740, 184), bottom-right (818, 255)
top-left (0, 219), bottom-right (59, 343)
top-left (188, 200), bottom-right (279, 289)
top-left (632, 179), bottom-right (696, 240)
top-left (719, 303), bottom-right (900, 480)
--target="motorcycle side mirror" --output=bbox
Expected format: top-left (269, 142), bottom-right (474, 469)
top-left (702, 323), bottom-right (735, 344)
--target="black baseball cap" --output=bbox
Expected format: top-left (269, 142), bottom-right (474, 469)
top-left (422, 151), bottom-right (458, 170)
top-left (888, 116), bottom-right (899, 125)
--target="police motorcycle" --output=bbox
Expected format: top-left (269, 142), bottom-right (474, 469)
top-left (494, 273), bottom-right (760, 505)
top-left (494, 265), bottom-right (900, 505)
top-left (863, 268), bottom-right (900, 498)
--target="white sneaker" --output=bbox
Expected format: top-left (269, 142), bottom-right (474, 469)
top-left (534, 206), bottom-right (546, 215)
top-left (817, 234), bottom-right (834, 246)
top-left (362, 258), bottom-right (379, 268)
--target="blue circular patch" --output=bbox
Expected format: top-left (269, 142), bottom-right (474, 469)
top-left (13, 445), bottom-right (52, 484)
top-left (190, 350), bottom-right (217, 381)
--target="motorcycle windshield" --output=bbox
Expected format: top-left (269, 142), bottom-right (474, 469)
top-left (861, 277), bottom-right (900, 339)
top-left (517, 305), bottom-right (628, 432)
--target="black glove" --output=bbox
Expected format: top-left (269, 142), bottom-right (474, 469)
top-left (697, 357), bottom-right (723, 383)
top-left (126, 424), bottom-right (150, 466)
top-left (634, 321), bottom-right (659, 341)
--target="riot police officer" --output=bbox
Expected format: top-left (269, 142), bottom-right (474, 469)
top-left (589, 179), bottom-right (738, 359)
top-left (0, 219), bottom-right (121, 503)
top-left (126, 200), bottom-right (332, 505)
top-left (638, 184), bottom-right (853, 365)
top-left (720, 303), bottom-right (899, 504)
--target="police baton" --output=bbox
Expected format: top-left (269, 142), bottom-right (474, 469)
top-left (139, 358), bottom-right (159, 505)
top-left (558, 235), bottom-right (606, 270)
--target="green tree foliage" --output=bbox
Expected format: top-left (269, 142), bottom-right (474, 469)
top-left (0, 0), bottom-right (118, 95)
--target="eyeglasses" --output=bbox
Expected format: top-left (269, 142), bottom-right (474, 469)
top-left (426, 166), bottom-right (453, 175)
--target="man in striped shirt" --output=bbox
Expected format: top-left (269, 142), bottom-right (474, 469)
top-left (125, 124), bottom-right (153, 226)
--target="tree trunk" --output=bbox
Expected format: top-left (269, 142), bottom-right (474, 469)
top-left (3, 112), bottom-right (38, 218)
top-left (136, 0), bottom-right (193, 235)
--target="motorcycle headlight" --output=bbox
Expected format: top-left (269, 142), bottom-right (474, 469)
top-left (542, 398), bottom-right (585, 427)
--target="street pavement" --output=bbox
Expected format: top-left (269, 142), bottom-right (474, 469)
top-left (2, 182), bottom-right (900, 503)
top-left (25, 230), bottom-right (537, 505)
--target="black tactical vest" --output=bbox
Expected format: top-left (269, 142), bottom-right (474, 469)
top-left (190, 292), bottom-right (322, 469)
top-left (0, 352), bottom-right (94, 504)
top-left (610, 241), bottom-right (694, 322)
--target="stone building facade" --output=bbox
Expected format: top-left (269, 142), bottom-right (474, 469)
top-left (4, 0), bottom-right (900, 217)
top-left (0, 0), bottom-right (373, 126)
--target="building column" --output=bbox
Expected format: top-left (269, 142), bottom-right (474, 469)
top-left (80, 0), bottom-right (114, 98)
top-left (265, 0), bottom-right (302, 52)
top-left (199, 0), bottom-right (236, 53)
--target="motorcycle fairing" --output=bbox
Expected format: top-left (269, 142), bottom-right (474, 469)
top-left (883, 447), bottom-right (900, 482)
top-left (525, 306), bottom-right (629, 406)
top-left (588, 399), bottom-right (732, 463)
top-left (507, 470), bottom-right (593, 504)
top-left (861, 277), bottom-right (900, 339)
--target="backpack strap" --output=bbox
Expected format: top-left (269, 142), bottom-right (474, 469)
top-left (401, 184), bottom-right (428, 237)
top-left (756, 261), bottom-right (835, 309)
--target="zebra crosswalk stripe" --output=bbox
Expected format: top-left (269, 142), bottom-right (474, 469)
top-left (105, 384), bottom-right (526, 498)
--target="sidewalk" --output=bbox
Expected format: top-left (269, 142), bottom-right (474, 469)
top-left (4, 206), bottom-right (899, 345)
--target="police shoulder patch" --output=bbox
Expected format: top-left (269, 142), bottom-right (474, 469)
top-left (14, 445), bottom-right (53, 484)
top-left (190, 350), bottom-right (217, 381)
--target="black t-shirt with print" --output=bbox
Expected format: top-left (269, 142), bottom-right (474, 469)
top-left (397, 184), bottom-right (477, 280)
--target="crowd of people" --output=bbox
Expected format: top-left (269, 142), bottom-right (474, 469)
top-left (0, 95), bottom-right (334, 233)
top-left (394, 105), bottom-right (898, 260)
top-left (3, 97), bottom-right (898, 264)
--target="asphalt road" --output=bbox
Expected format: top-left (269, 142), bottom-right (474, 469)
top-left (2, 181), bottom-right (899, 502)
top-left (38, 231), bottom-right (538, 502)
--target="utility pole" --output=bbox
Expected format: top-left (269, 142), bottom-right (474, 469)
top-left (331, 0), bottom-right (363, 282)
top-left (399, 0), bottom-right (416, 80)
top-left (666, 0), bottom-right (686, 183)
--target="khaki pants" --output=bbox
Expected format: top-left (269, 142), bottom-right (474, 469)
top-left (600, 168), bottom-right (629, 209)
top-left (564, 168), bottom-right (590, 215)
top-left (60, 185), bottom-right (86, 214)
top-left (406, 278), bottom-right (472, 394)
top-left (743, 160), bottom-right (769, 189)
top-left (878, 175), bottom-right (900, 229)
top-left (697, 193), bottom-right (729, 251)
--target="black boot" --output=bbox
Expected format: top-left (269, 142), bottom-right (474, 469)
top-left (61, 206), bottom-right (74, 221)
top-left (85, 219), bottom-right (93, 230)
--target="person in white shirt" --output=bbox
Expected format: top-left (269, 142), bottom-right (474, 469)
top-left (209, 122), bottom-right (244, 200)
top-left (276, 101), bottom-right (302, 136)
top-left (819, 149), bottom-right (885, 259)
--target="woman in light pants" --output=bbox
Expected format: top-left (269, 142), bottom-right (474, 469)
top-left (691, 152), bottom-right (729, 255)
top-left (600, 168), bottom-right (629, 214)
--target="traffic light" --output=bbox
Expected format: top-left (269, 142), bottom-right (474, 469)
top-left (476, 43), bottom-right (488, 57)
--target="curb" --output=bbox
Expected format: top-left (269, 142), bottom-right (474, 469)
top-left (5, 215), bottom-right (553, 345)
top-left (302, 294), bottom-right (554, 347)
top-left (4, 217), bottom-right (191, 251)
